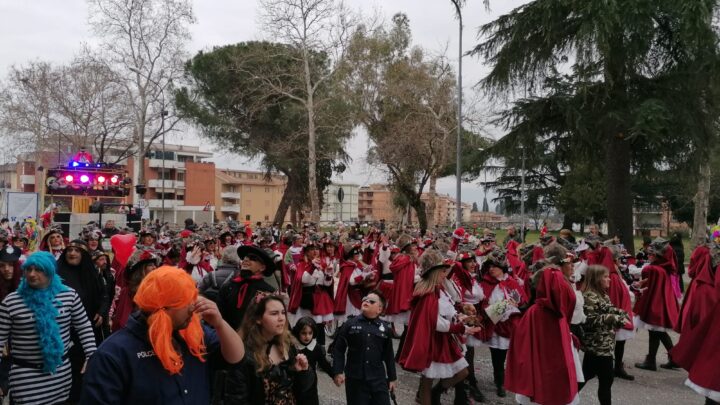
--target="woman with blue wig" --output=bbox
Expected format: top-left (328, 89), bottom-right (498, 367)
top-left (0, 251), bottom-right (96, 404)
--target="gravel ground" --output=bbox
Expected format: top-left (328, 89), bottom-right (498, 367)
top-left (317, 329), bottom-right (703, 404)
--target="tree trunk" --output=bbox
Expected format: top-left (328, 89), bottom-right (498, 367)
top-left (274, 181), bottom-right (294, 226)
top-left (605, 132), bottom-right (635, 254)
top-left (691, 160), bottom-right (711, 248)
top-left (427, 175), bottom-right (437, 230)
top-left (409, 194), bottom-right (428, 234)
top-left (303, 49), bottom-right (321, 224)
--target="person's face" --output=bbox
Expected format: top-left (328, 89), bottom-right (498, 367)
top-left (223, 235), bottom-right (232, 244)
top-left (166, 300), bottom-right (196, 330)
top-left (293, 238), bottom-right (303, 247)
top-left (507, 227), bottom-right (515, 236)
top-left (88, 239), bottom-right (99, 250)
top-left (489, 266), bottom-right (504, 280)
top-left (24, 266), bottom-right (50, 289)
top-left (361, 293), bottom-right (383, 319)
top-left (13, 240), bottom-right (25, 249)
top-left (206, 241), bottom-right (216, 252)
top-left (462, 259), bottom-right (477, 272)
top-left (325, 245), bottom-right (336, 256)
top-left (306, 248), bottom-right (320, 259)
top-left (241, 254), bottom-right (266, 274)
top-left (65, 246), bottom-right (83, 266)
top-left (259, 299), bottom-right (287, 338)
top-left (142, 235), bottom-right (154, 245)
top-left (437, 266), bottom-right (450, 283)
top-left (0, 262), bottom-right (15, 280)
top-left (408, 245), bottom-right (418, 257)
top-left (601, 272), bottom-right (611, 289)
top-left (298, 325), bottom-right (314, 345)
top-left (94, 256), bottom-right (107, 270)
top-left (561, 262), bottom-right (574, 279)
top-left (48, 233), bottom-right (63, 247)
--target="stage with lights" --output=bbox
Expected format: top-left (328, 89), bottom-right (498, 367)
top-left (45, 155), bottom-right (131, 197)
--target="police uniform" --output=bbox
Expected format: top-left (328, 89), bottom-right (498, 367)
top-left (331, 314), bottom-right (396, 405)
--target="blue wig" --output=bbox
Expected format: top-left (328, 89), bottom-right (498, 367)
top-left (18, 251), bottom-right (69, 374)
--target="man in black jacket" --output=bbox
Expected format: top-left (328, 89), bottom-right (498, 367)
top-left (217, 245), bottom-right (276, 329)
top-left (199, 246), bottom-right (240, 303)
top-left (331, 290), bottom-right (397, 405)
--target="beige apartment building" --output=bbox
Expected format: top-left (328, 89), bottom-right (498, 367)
top-left (358, 184), bottom-right (403, 224)
top-left (215, 169), bottom-right (287, 224)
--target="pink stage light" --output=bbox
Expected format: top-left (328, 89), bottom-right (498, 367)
top-left (110, 175), bottom-right (119, 184)
top-left (65, 175), bottom-right (74, 182)
top-left (80, 175), bottom-right (90, 183)
top-left (97, 175), bottom-right (106, 183)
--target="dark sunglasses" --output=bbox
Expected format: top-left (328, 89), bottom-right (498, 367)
top-left (362, 297), bottom-right (379, 304)
top-left (243, 254), bottom-right (262, 262)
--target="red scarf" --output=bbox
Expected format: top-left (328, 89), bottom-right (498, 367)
top-left (233, 272), bottom-right (265, 308)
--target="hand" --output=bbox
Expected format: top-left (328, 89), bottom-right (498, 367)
top-left (388, 380), bottom-right (397, 392)
top-left (465, 326), bottom-right (483, 335)
top-left (93, 314), bottom-right (103, 327)
top-left (333, 374), bottom-right (345, 387)
top-left (294, 353), bottom-right (309, 371)
top-left (81, 358), bottom-right (88, 374)
top-left (457, 314), bottom-right (469, 323)
top-left (194, 296), bottom-right (223, 328)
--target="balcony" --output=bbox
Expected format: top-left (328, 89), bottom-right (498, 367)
top-left (220, 204), bottom-right (240, 213)
top-left (148, 159), bottom-right (185, 169)
top-left (20, 175), bottom-right (35, 185)
top-left (147, 199), bottom-right (182, 208)
top-left (174, 180), bottom-right (185, 189)
top-left (221, 192), bottom-right (241, 200)
top-left (148, 179), bottom-right (175, 189)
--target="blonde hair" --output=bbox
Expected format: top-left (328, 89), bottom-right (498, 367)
top-left (413, 267), bottom-right (444, 297)
top-left (240, 295), bottom-right (294, 373)
top-left (582, 265), bottom-right (609, 295)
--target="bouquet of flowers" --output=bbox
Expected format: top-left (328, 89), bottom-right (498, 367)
top-left (485, 299), bottom-right (518, 324)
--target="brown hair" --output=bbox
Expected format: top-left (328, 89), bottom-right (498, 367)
top-left (239, 295), bottom-right (294, 373)
top-left (413, 267), bottom-right (445, 297)
top-left (582, 265), bottom-right (609, 295)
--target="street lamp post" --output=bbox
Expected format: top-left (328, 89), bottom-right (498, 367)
top-left (450, 0), bottom-right (463, 227)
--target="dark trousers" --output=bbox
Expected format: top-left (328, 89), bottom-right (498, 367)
top-left (578, 353), bottom-right (614, 405)
top-left (489, 348), bottom-right (507, 388)
top-left (648, 330), bottom-right (674, 360)
top-left (345, 377), bottom-right (391, 405)
top-left (614, 340), bottom-right (626, 367)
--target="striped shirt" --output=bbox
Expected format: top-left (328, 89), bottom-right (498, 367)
top-left (0, 288), bottom-right (97, 404)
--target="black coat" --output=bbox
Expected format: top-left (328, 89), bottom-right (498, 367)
top-left (215, 345), bottom-right (315, 404)
top-left (217, 270), bottom-right (276, 330)
top-left (295, 340), bottom-right (332, 405)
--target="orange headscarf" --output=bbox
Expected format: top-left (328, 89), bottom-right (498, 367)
top-left (134, 266), bottom-right (206, 375)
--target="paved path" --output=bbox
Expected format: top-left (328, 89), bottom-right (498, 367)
top-left (318, 329), bottom-right (703, 404)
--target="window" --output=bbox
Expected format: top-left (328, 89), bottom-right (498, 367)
top-left (265, 187), bottom-right (270, 193)
top-left (246, 186), bottom-right (252, 192)
top-left (176, 172), bottom-right (185, 181)
top-left (245, 215), bottom-right (251, 221)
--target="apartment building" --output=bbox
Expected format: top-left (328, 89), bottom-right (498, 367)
top-left (358, 184), bottom-right (403, 224)
top-left (215, 169), bottom-right (287, 224)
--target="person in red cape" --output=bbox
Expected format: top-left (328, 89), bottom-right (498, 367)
top-left (477, 248), bottom-right (527, 398)
top-left (633, 238), bottom-right (680, 371)
top-left (505, 266), bottom-right (580, 405)
top-left (111, 248), bottom-right (160, 332)
top-left (669, 257), bottom-right (720, 405)
top-left (288, 243), bottom-right (334, 332)
top-left (449, 250), bottom-right (486, 402)
top-left (506, 239), bottom-right (531, 299)
top-left (397, 249), bottom-right (481, 405)
top-left (333, 245), bottom-right (373, 324)
top-left (675, 244), bottom-right (716, 334)
top-left (375, 235), bottom-right (398, 321)
top-left (385, 234), bottom-right (418, 326)
top-left (587, 244), bottom-right (636, 380)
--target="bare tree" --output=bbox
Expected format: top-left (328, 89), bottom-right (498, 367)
top-left (257, 0), bottom-right (360, 223)
top-left (87, 0), bottom-right (194, 190)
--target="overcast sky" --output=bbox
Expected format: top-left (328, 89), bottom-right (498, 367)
top-left (0, 0), bottom-right (529, 207)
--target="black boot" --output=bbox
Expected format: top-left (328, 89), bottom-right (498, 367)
top-left (635, 355), bottom-right (657, 371)
top-left (431, 383), bottom-right (446, 405)
top-left (614, 362), bottom-right (635, 380)
top-left (660, 359), bottom-right (680, 370)
top-left (467, 382), bottom-right (486, 402)
top-left (496, 384), bottom-right (507, 398)
top-left (453, 381), bottom-right (468, 405)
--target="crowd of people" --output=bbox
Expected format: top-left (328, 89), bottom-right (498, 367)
top-left (0, 213), bottom-right (717, 405)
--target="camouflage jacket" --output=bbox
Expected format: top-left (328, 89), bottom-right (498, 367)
top-left (581, 290), bottom-right (628, 357)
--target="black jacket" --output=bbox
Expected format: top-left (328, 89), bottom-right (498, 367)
top-left (199, 264), bottom-right (238, 303)
top-left (217, 270), bottom-right (276, 330)
top-left (215, 345), bottom-right (315, 404)
top-left (295, 340), bottom-right (332, 405)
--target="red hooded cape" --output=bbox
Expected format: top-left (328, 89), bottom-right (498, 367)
top-left (670, 267), bottom-right (720, 395)
top-left (675, 245), bottom-right (716, 333)
top-left (505, 268), bottom-right (578, 405)
top-left (478, 273), bottom-right (526, 341)
top-left (386, 254), bottom-right (415, 315)
top-left (333, 261), bottom-right (363, 314)
top-left (588, 246), bottom-right (634, 330)
top-left (397, 288), bottom-right (464, 372)
top-left (506, 240), bottom-right (531, 298)
top-left (288, 261), bottom-right (311, 313)
top-left (633, 263), bottom-right (679, 329)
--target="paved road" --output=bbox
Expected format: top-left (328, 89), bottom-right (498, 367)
top-left (318, 329), bottom-right (703, 404)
